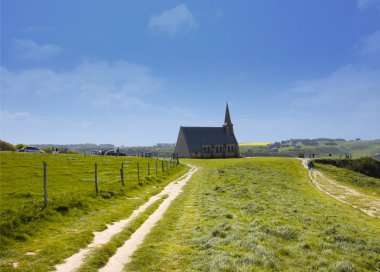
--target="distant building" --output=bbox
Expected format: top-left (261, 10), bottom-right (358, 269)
top-left (174, 104), bottom-right (240, 158)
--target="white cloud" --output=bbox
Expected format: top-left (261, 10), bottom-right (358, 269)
top-left (148, 4), bottom-right (197, 35)
top-left (13, 39), bottom-right (62, 60)
top-left (1, 60), bottom-right (160, 109)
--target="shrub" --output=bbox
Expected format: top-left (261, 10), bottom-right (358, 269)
top-left (0, 140), bottom-right (15, 151)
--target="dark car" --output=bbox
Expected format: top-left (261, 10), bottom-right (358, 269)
top-left (104, 150), bottom-right (126, 156)
top-left (18, 146), bottom-right (45, 153)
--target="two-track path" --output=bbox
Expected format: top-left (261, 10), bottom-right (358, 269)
top-left (55, 164), bottom-right (198, 272)
top-left (300, 158), bottom-right (380, 218)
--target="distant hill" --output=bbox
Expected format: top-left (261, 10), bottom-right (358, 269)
top-left (7, 139), bottom-right (380, 159)
top-left (240, 139), bottom-right (380, 159)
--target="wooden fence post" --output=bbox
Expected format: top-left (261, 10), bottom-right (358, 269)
top-left (148, 162), bottom-right (150, 175)
top-left (43, 161), bottom-right (48, 207)
top-left (120, 169), bottom-right (124, 186)
top-left (120, 163), bottom-right (125, 186)
top-left (161, 160), bottom-right (164, 173)
top-left (155, 160), bottom-right (158, 175)
top-left (137, 162), bottom-right (140, 181)
top-left (95, 163), bottom-right (99, 196)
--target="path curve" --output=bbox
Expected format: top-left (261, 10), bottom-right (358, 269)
top-left (300, 158), bottom-right (380, 218)
top-left (55, 164), bottom-right (198, 272)
top-left (99, 165), bottom-right (198, 272)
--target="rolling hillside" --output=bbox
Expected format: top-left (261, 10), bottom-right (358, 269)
top-left (240, 139), bottom-right (380, 158)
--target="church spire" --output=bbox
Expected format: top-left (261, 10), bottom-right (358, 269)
top-left (223, 103), bottom-right (234, 135)
top-left (224, 103), bottom-right (232, 125)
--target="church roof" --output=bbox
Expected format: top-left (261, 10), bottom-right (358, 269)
top-left (180, 126), bottom-right (238, 152)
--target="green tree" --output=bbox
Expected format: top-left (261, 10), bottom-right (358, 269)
top-left (15, 143), bottom-right (28, 150)
top-left (0, 140), bottom-right (16, 151)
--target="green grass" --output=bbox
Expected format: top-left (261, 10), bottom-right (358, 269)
top-left (0, 152), bottom-right (187, 271)
top-left (125, 158), bottom-right (380, 272)
top-left (315, 163), bottom-right (380, 196)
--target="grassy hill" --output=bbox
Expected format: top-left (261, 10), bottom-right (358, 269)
top-left (1, 154), bottom-right (379, 271)
top-left (125, 158), bottom-right (380, 271)
top-left (240, 139), bottom-right (380, 158)
top-left (0, 152), bottom-right (187, 271)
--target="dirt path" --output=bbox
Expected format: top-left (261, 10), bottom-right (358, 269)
top-left (55, 165), bottom-right (198, 272)
top-left (300, 159), bottom-right (380, 218)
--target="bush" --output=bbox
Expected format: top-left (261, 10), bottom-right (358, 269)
top-left (0, 140), bottom-right (15, 151)
top-left (15, 143), bottom-right (27, 150)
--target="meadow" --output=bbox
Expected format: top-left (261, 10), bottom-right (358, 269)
top-left (0, 152), bottom-right (187, 271)
top-left (125, 158), bottom-right (380, 271)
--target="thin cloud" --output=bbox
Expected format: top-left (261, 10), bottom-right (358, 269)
top-left (22, 26), bottom-right (55, 33)
top-left (284, 27), bottom-right (380, 136)
top-left (355, 30), bottom-right (380, 58)
top-left (13, 39), bottom-right (62, 60)
top-left (1, 60), bottom-right (160, 109)
top-left (0, 111), bottom-right (32, 123)
top-left (357, 0), bottom-right (380, 9)
top-left (74, 121), bottom-right (93, 128)
top-left (148, 4), bottom-right (197, 35)
top-left (289, 65), bottom-right (380, 107)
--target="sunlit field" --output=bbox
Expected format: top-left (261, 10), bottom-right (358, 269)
top-left (239, 142), bottom-right (272, 147)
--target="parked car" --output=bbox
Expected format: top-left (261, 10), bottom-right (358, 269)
top-left (90, 150), bottom-right (102, 155)
top-left (18, 146), bottom-right (45, 153)
top-left (104, 150), bottom-right (126, 156)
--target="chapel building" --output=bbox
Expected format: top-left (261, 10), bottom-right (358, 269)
top-left (174, 104), bottom-right (240, 158)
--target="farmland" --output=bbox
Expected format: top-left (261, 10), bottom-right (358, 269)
top-left (0, 152), bottom-right (187, 271)
top-left (125, 158), bottom-right (380, 271)
top-left (1, 154), bottom-right (380, 271)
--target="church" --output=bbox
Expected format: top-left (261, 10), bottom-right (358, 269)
top-left (174, 104), bottom-right (240, 158)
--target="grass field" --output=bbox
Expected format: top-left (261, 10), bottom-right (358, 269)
top-left (125, 158), bottom-right (380, 271)
top-left (0, 152), bottom-right (187, 271)
top-left (239, 142), bottom-right (272, 147)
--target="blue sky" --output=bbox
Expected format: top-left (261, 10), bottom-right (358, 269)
top-left (1, 0), bottom-right (380, 146)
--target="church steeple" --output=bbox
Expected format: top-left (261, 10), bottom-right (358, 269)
top-left (223, 103), bottom-right (234, 135)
